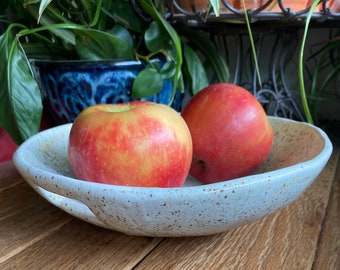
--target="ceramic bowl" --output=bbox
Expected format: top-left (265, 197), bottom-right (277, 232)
top-left (13, 117), bottom-right (332, 237)
top-left (30, 59), bottom-right (183, 125)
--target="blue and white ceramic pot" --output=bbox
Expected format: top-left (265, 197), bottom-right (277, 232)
top-left (30, 59), bottom-right (183, 125)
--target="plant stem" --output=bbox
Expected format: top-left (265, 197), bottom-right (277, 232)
top-left (242, 0), bottom-right (262, 88)
top-left (299, 0), bottom-right (321, 124)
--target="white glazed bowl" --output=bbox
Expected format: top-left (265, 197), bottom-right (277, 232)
top-left (13, 117), bottom-right (332, 237)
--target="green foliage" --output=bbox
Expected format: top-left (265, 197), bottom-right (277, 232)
top-left (138, 0), bottom-right (183, 104)
top-left (74, 29), bottom-right (134, 60)
top-left (0, 26), bottom-right (42, 145)
top-left (183, 44), bottom-right (209, 96)
top-left (209, 0), bottom-right (220, 16)
top-left (132, 67), bottom-right (164, 98)
top-left (176, 27), bottom-right (229, 84)
top-left (298, 0), bottom-right (322, 124)
top-left (242, 0), bottom-right (262, 87)
top-left (0, 0), bottom-right (229, 144)
top-left (305, 32), bottom-right (340, 124)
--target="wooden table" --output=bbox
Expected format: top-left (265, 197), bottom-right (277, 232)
top-left (1, 147), bottom-right (339, 270)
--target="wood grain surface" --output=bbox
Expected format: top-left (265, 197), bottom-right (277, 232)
top-left (313, 152), bottom-right (340, 270)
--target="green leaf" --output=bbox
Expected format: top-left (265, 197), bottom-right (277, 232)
top-left (177, 27), bottom-right (229, 83)
top-left (299, 0), bottom-right (321, 124)
top-left (108, 24), bottom-right (134, 49)
top-left (145, 21), bottom-right (171, 53)
top-left (24, 3), bottom-right (76, 46)
top-left (183, 44), bottom-right (209, 95)
top-left (0, 27), bottom-right (43, 144)
top-left (242, 0), bottom-right (262, 87)
top-left (74, 29), bottom-right (134, 60)
top-left (210, 0), bottom-right (220, 16)
top-left (132, 68), bottom-right (163, 98)
top-left (110, 0), bottom-right (146, 33)
top-left (138, 0), bottom-right (183, 104)
top-left (159, 60), bottom-right (177, 80)
top-left (38, 0), bottom-right (53, 23)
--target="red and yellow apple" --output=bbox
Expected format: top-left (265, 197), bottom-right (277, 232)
top-left (182, 83), bottom-right (274, 184)
top-left (68, 102), bottom-right (192, 187)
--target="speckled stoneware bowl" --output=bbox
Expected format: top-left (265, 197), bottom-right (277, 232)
top-left (30, 59), bottom-right (183, 125)
top-left (13, 117), bottom-right (332, 237)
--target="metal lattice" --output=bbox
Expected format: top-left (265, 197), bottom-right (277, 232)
top-left (162, 1), bottom-right (340, 121)
top-left (167, 0), bottom-right (340, 24)
top-left (209, 27), bottom-right (306, 120)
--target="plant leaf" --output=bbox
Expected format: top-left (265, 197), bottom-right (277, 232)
top-left (183, 44), bottom-right (209, 95)
top-left (0, 28), bottom-right (42, 144)
top-left (210, 0), bottom-right (220, 16)
top-left (24, 3), bottom-right (76, 46)
top-left (299, 0), bottom-right (321, 124)
top-left (38, 0), bottom-right (53, 23)
top-left (159, 60), bottom-right (177, 80)
top-left (108, 24), bottom-right (134, 49)
top-left (74, 29), bottom-right (134, 60)
top-left (132, 68), bottom-right (163, 98)
top-left (177, 27), bottom-right (229, 83)
top-left (145, 21), bottom-right (171, 53)
top-left (138, 0), bottom-right (183, 104)
top-left (110, 0), bottom-right (146, 33)
top-left (242, 0), bottom-right (262, 87)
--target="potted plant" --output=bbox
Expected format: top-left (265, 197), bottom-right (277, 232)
top-left (0, 0), bottom-right (229, 145)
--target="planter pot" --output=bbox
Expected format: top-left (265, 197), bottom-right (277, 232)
top-left (269, 0), bottom-right (317, 12)
top-left (328, 0), bottom-right (340, 12)
top-left (176, 0), bottom-right (276, 13)
top-left (175, 0), bottom-right (264, 13)
top-left (230, 0), bottom-right (265, 10)
top-left (30, 59), bottom-right (183, 125)
top-left (175, 0), bottom-right (210, 12)
top-left (175, 0), bottom-right (320, 13)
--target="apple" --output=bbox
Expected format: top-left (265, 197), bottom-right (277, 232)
top-left (0, 128), bottom-right (18, 162)
top-left (181, 83), bottom-right (274, 184)
top-left (68, 101), bottom-right (193, 187)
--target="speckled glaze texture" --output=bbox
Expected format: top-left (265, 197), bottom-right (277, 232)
top-left (30, 59), bottom-right (183, 124)
top-left (13, 117), bottom-right (332, 237)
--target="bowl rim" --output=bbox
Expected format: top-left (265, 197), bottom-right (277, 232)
top-left (13, 116), bottom-right (333, 193)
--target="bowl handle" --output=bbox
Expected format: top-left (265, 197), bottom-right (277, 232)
top-left (29, 182), bottom-right (110, 229)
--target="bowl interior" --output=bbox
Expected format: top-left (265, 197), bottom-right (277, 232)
top-left (19, 116), bottom-right (328, 186)
top-left (256, 118), bottom-right (325, 173)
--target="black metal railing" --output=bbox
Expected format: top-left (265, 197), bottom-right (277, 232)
top-left (161, 1), bottom-right (340, 121)
top-left (167, 0), bottom-right (340, 25)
